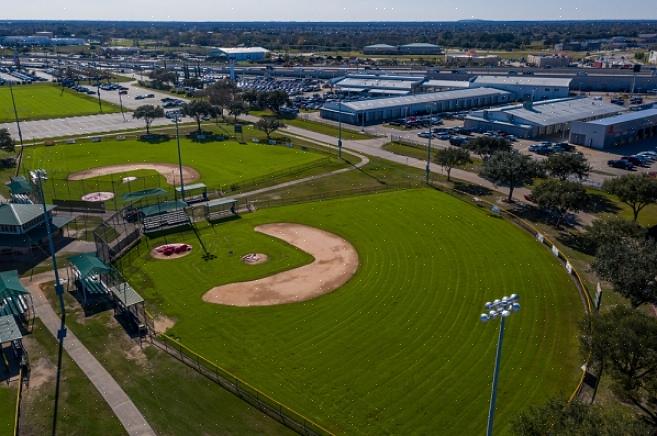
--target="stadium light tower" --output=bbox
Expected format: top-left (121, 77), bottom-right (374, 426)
top-left (173, 113), bottom-right (185, 202)
top-left (337, 98), bottom-right (343, 159)
top-left (480, 294), bottom-right (521, 436)
top-left (30, 169), bottom-right (67, 436)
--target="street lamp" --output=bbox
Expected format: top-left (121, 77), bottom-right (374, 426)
top-left (480, 294), bottom-right (521, 436)
top-left (426, 103), bottom-right (437, 184)
top-left (173, 113), bottom-right (185, 202)
top-left (337, 98), bottom-right (343, 159)
top-left (30, 169), bottom-right (67, 436)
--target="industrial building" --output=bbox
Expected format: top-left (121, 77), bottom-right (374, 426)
top-left (211, 47), bottom-right (269, 61)
top-left (320, 88), bottom-right (511, 126)
top-left (363, 44), bottom-right (399, 55)
top-left (471, 76), bottom-right (573, 101)
top-left (332, 74), bottom-right (425, 96)
top-left (421, 80), bottom-right (472, 92)
top-left (445, 53), bottom-right (500, 66)
top-left (0, 35), bottom-right (86, 47)
top-left (398, 43), bottom-right (442, 55)
top-left (465, 97), bottom-right (625, 139)
top-left (570, 108), bottom-right (657, 149)
top-left (526, 54), bottom-right (572, 68)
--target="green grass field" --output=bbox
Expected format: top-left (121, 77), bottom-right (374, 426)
top-left (21, 137), bottom-right (330, 203)
top-left (120, 189), bottom-right (583, 435)
top-left (0, 383), bottom-right (16, 436)
top-left (0, 84), bottom-right (121, 122)
top-left (284, 118), bottom-right (373, 140)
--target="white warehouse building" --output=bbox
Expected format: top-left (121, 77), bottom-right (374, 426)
top-left (470, 76), bottom-right (573, 101)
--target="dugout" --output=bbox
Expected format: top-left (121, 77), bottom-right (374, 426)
top-left (205, 198), bottom-right (238, 221)
top-left (0, 315), bottom-right (26, 380)
top-left (0, 270), bottom-right (34, 328)
top-left (139, 200), bottom-right (190, 233)
top-left (177, 183), bottom-right (208, 204)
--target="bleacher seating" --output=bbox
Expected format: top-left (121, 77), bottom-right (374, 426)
top-left (143, 211), bottom-right (189, 233)
top-left (10, 194), bottom-right (33, 204)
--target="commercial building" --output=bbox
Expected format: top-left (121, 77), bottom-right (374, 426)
top-left (464, 97), bottom-right (625, 139)
top-left (212, 47), bottom-right (269, 61)
top-left (398, 43), bottom-right (442, 55)
top-left (526, 54), bottom-right (572, 68)
top-left (470, 76), bottom-right (572, 101)
top-left (570, 108), bottom-right (657, 149)
top-left (333, 74), bottom-right (425, 96)
top-left (363, 44), bottom-right (399, 55)
top-left (421, 80), bottom-right (472, 92)
top-left (445, 53), bottom-right (500, 66)
top-left (0, 35), bottom-right (85, 47)
top-left (320, 88), bottom-right (511, 126)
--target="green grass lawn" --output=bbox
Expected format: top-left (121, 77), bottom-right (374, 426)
top-left (0, 382), bottom-right (17, 436)
top-left (41, 285), bottom-right (293, 436)
top-left (0, 84), bottom-right (121, 122)
top-left (383, 141), bottom-right (483, 173)
top-left (120, 189), bottom-right (584, 435)
top-left (19, 319), bottom-right (126, 435)
top-left (20, 137), bottom-right (330, 204)
top-left (284, 118), bottom-right (373, 140)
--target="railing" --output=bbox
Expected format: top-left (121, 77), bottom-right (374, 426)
top-left (13, 368), bottom-right (23, 436)
top-left (150, 333), bottom-right (334, 436)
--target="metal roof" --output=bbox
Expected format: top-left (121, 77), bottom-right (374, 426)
top-left (218, 47), bottom-right (269, 54)
top-left (400, 43), bottom-right (440, 48)
top-left (481, 97), bottom-right (625, 127)
top-left (329, 88), bottom-right (511, 113)
top-left (473, 75), bottom-right (573, 88)
top-left (176, 183), bottom-right (206, 192)
top-left (110, 282), bottom-right (144, 308)
top-left (0, 315), bottom-right (22, 344)
top-left (0, 270), bottom-right (28, 298)
top-left (422, 80), bottom-right (472, 89)
top-left (122, 188), bottom-right (167, 202)
top-left (364, 44), bottom-right (396, 49)
top-left (139, 200), bottom-right (187, 217)
top-left (336, 77), bottom-right (420, 90)
top-left (68, 254), bottom-right (112, 279)
top-left (0, 203), bottom-right (54, 227)
top-left (6, 176), bottom-right (32, 195)
top-left (587, 108), bottom-right (657, 126)
top-left (206, 198), bottom-right (237, 208)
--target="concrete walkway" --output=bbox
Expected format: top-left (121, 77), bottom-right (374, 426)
top-left (22, 271), bottom-right (156, 436)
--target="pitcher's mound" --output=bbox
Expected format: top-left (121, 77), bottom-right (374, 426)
top-left (81, 192), bottom-right (114, 202)
top-left (151, 243), bottom-right (193, 260)
top-left (203, 223), bottom-right (359, 307)
top-left (241, 253), bottom-right (269, 265)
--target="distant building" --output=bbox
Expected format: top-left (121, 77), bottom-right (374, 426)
top-left (363, 44), bottom-right (399, 55)
top-left (570, 108), bottom-right (657, 149)
top-left (34, 31), bottom-right (54, 39)
top-left (211, 47), bottom-right (269, 61)
top-left (650, 51), bottom-right (657, 65)
top-left (0, 35), bottom-right (85, 47)
top-left (101, 46), bottom-right (141, 55)
top-left (333, 74), bottom-right (425, 96)
top-left (398, 43), bottom-right (442, 55)
top-left (526, 54), bottom-right (572, 68)
top-left (638, 34), bottom-right (657, 46)
top-left (320, 88), bottom-right (511, 126)
top-left (445, 53), bottom-right (499, 66)
top-left (465, 97), bottom-right (625, 139)
top-left (470, 76), bottom-right (572, 101)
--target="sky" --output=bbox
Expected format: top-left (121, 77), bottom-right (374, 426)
top-left (5, 0), bottom-right (657, 22)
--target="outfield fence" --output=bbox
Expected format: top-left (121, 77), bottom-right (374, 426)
top-left (148, 333), bottom-right (334, 436)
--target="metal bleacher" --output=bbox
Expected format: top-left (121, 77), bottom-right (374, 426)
top-left (142, 210), bottom-right (190, 233)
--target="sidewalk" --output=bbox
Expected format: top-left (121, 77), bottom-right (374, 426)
top-left (22, 271), bottom-right (156, 436)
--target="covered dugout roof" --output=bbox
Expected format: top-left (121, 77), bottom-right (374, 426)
top-left (6, 176), bottom-right (32, 195)
top-left (206, 198), bottom-right (237, 208)
top-left (0, 270), bottom-right (29, 298)
top-left (488, 98), bottom-right (625, 127)
top-left (139, 200), bottom-right (187, 217)
top-left (176, 183), bottom-right (206, 193)
top-left (122, 188), bottom-right (167, 202)
top-left (110, 282), bottom-right (144, 308)
top-left (0, 203), bottom-right (54, 227)
top-left (0, 315), bottom-right (22, 344)
top-left (587, 108), bottom-right (657, 126)
top-left (68, 254), bottom-right (112, 279)
top-left (328, 88), bottom-right (510, 113)
top-left (472, 75), bottom-right (573, 88)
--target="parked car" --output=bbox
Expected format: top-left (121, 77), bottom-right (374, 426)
top-left (622, 156), bottom-right (645, 167)
top-left (608, 159), bottom-right (634, 170)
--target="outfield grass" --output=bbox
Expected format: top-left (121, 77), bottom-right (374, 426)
top-left (121, 189), bottom-right (583, 435)
top-left (21, 136), bottom-right (330, 202)
top-left (0, 382), bottom-right (16, 436)
top-left (284, 118), bottom-right (373, 140)
top-left (42, 285), bottom-right (293, 435)
top-left (0, 84), bottom-right (121, 122)
top-left (19, 320), bottom-right (126, 435)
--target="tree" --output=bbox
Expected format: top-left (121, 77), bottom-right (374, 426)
top-left (582, 306), bottom-right (657, 426)
top-left (182, 100), bottom-right (218, 133)
top-left (228, 100), bottom-right (247, 123)
top-left (584, 216), bottom-right (646, 253)
top-left (531, 180), bottom-right (589, 227)
top-left (513, 398), bottom-right (651, 436)
top-left (263, 90), bottom-right (290, 113)
top-left (603, 174), bottom-right (657, 222)
top-left (434, 147), bottom-right (471, 182)
top-left (255, 117), bottom-right (282, 140)
top-left (593, 237), bottom-right (657, 307)
top-left (148, 68), bottom-right (178, 89)
top-left (0, 128), bottom-right (15, 152)
top-left (132, 105), bottom-right (164, 135)
top-left (465, 136), bottom-right (511, 158)
top-left (206, 79), bottom-right (237, 120)
top-left (480, 150), bottom-right (542, 202)
top-left (545, 152), bottom-right (591, 181)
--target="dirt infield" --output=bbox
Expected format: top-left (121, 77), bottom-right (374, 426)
top-left (68, 163), bottom-right (200, 185)
top-left (203, 223), bottom-right (359, 307)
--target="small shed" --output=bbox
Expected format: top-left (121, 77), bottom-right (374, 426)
top-left (205, 198), bottom-right (238, 221)
top-left (177, 183), bottom-right (207, 204)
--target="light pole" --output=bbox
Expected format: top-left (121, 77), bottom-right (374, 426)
top-left (30, 169), bottom-right (67, 436)
top-left (174, 114), bottom-right (185, 202)
top-left (337, 98), bottom-right (343, 159)
top-left (118, 89), bottom-right (126, 121)
top-left (480, 294), bottom-right (521, 436)
top-left (426, 103), bottom-right (436, 184)
top-left (8, 80), bottom-right (24, 151)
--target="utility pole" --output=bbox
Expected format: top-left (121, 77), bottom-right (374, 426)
top-left (118, 89), bottom-right (126, 121)
top-left (8, 80), bottom-right (24, 151)
top-left (426, 104), bottom-right (434, 184)
top-left (338, 99), bottom-right (343, 159)
top-left (174, 114), bottom-right (185, 202)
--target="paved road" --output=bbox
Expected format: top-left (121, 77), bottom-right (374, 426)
top-left (22, 271), bottom-right (156, 436)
